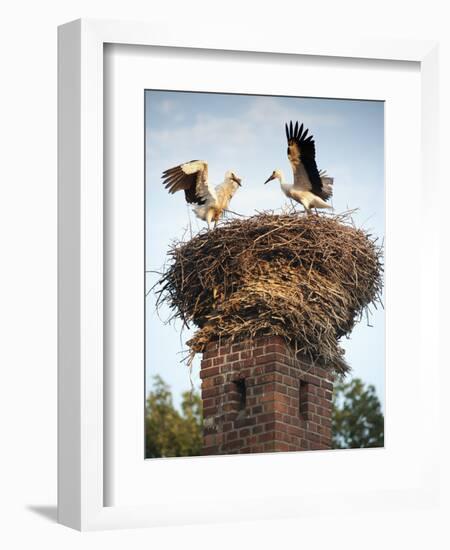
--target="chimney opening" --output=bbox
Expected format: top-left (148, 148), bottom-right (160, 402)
top-left (299, 379), bottom-right (309, 420)
top-left (233, 378), bottom-right (247, 412)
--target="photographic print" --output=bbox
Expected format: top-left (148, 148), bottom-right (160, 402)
top-left (145, 91), bottom-right (384, 458)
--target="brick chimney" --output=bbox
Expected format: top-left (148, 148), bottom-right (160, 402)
top-left (200, 335), bottom-right (334, 454)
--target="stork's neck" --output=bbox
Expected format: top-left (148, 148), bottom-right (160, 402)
top-left (275, 173), bottom-right (291, 195)
top-left (275, 172), bottom-right (287, 185)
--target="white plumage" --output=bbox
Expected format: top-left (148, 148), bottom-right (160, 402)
top-left (162, 160), bottom-right (242, 229)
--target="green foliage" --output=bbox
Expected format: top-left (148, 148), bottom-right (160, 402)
top-left (146, 375), bottom-right (383, 457)
top-left (145, 375), bottom-right (203, 458)
top-left (332, 378), bottom-right (384, 449)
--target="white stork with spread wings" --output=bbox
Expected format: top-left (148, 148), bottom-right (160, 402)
top-left (162, 160), bottom-right (242, 229)
top-left (264, 121), bottom-right (334, 214)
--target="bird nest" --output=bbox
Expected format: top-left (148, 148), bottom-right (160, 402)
top-left (155, 211), bottom-right (383, 375)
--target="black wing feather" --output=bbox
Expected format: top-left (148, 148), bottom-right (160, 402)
top-left (162, 160), bottom-right (207, 205)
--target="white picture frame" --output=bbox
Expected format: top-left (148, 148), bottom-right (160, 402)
top-left (58, 18), bottom-right (440, 531)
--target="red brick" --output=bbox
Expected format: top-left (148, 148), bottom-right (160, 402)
top-left (255, 352), bottom-right (280, 364)
top-left (304, 373), bottom-right (320, 386)
top-left (261, 393), bottom-right (275, 404)
top-left (262, 402), bottom-right (276, 415)
top-left (234, 416), bottom-right (256, 428)
top-left (202, 350), bottom-right (217, 360)
top-left (258, 432), bottom-right (276, 443)
top-left (202, 398), bottom-right (216, 409)
top-left (272, 421), bottom-right (290, 434)
top-left (320, 417), bottom-right (332, 428)
top-left (274, 442), bottom-right (291, 452)
top-left (254, 338), bottom-right (267, 348)
top-left (282, 414), bottom-right (296, 425)
top-left (286, 424), bottom-right (303, 437)
top-left (231, 342), bottom-right (246, 353)
top-left (282, 375), bottom-right (298, 387)
top-left (256, 413), bottom-right (276, 424)
top-left (204, 434), bottom-right (216, 446)
top-left (225, 439), bottom-right (245, 451)
top-left (203, 406), bottom-right (218, 417)
top-left (314, 367), bottom-right (327, 378)
top-left (274, 383), bottom-right (289, 395)
top-left (222, 402), bottom-right (238, 412)
top-left (235, 358), bottom-right (254, 369)
top-left (265, 344), bottom-right (287, 354)
top-left (200, 366), bottom-right (221, 379)
top-left (274, 393), bottom-right (291, 405)
top-left (258, 373), bottom-right (275, 384)
top-left (218, 345), bottom-right (232, 356)
top-left (201, 386), bottom-right (221, 399)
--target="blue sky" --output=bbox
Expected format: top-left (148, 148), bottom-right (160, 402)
top-left (145, 90), bottom-right (385, 411)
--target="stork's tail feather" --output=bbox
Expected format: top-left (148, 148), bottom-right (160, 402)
top-left (192, 204), bottom-right (209, 221)
top-left (320, 175), bottom-right (334, 201)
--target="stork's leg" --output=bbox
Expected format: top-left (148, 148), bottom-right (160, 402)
top-left (206, 210), bottom-right (213, 230)
top-left (300, 200), bottom-right (310, 215)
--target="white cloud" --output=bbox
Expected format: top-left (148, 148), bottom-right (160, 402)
top-left (147, 96), bottom-right (345, 169)
top-left (244, 96), bottom-right (344, 129)
top-left (159, 99), bottom-right (175, 114)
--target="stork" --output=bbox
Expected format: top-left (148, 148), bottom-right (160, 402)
top-left (264, 121), bottom-right (333, 214)
top-left (162, 160), bottom-right (242, 229)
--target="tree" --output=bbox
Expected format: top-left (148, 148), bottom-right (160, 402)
top-left (145, 375), bottom-right (203, 458)
top-left (332, 378), bottom-right (384, 449)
